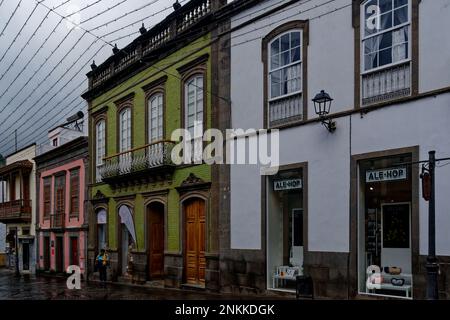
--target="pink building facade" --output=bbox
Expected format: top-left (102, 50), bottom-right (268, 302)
top-left (35, 137), bottom-right (88, 275)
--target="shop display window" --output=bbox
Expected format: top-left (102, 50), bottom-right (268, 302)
top-left (267, 169), bottom-right (304, 292)
top-left (357, 154), bottom-right (413, 298)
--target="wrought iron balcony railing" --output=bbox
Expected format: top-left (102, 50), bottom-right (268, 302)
top-left (99, 140), bottom-right (176, 181)
top-left (0, 199), bottom-right (32, 222)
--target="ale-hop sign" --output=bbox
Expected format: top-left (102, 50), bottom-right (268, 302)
top-left (366, 167), bottom-right (407, 183)
top-left (273, 178), bottom-right (302, 191)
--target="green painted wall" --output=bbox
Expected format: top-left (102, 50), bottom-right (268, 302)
top-left (90, 33), bottom-right (212, 252)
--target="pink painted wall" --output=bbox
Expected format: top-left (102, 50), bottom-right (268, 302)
top-left (38, 159), bottom-right (86, 274)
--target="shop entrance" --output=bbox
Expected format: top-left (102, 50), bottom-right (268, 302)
top-left (358, 154), bottom-right (413, 298)
top-left (147, 202), bottom-right (165, 280)
top-left (267, 168), bottom-right (304, 292)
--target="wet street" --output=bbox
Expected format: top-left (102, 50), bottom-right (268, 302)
top-left (0, 269), bottom-right (278, 300)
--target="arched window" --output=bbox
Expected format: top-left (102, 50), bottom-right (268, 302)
top-left (148, 93), bottom-right (164, 143)
top-left (266, 28), bottom-right (304, 127)
top-left (119, 107), bottom-right (132, 152)
top-left (184, 75), bottom-right (204, 138)
top-left (95, 120), bottom-right (106, 182)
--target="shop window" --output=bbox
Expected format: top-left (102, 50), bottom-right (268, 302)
top-left (358, 154), bottom-right (413, 299)
top-left (267, 169), bottom-right (304, 292)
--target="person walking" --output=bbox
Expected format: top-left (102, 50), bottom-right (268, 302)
top-left (96, 249), bottom-right (109, 288)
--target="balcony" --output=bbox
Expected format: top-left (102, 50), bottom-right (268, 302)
top-left (86, 0), bottom-right (214, 94)
top-left (51, 212), bottom-right (65, 229)
top-left (0, 200), bottom-right (32, 223)
top-left (362, 62), bottom-right (411, 106)
top-left (99, 140), bottom-right (176, 185)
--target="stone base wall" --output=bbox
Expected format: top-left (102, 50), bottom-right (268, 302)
top-left (205, 253), bottom-right (220, 292)
top-left (131, 251), bottom-right (147, 284)
top-left (219, 250), bottom-right (266, 295)
top-left (304, 252), bottom-right (350, 299)
top-left (164, 253), bottom-right (183, 288)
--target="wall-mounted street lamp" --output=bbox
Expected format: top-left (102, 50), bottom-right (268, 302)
top-left (312, 90), bottom-right (336, 133)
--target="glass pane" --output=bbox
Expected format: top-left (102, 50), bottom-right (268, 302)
top-left (365, 52), bottom-right (378, 70)
top-left (197, 76), bottom-right (203, 88)
top-left (380, 32), bottom-right (392, 50)
top-left (291, 47), bottom-right (301, 63)
top-left (395, 0), bottom-right (408, 8)
top-left (393, 26), bottom-right (408, 45)
top-left (364, 0), bottom-right (378, 36)
top-left (281, 51), bottom-right (290, 66)
top-left (394, 6), bottom-right (408, 26)
top-left (379, 48), bottom-right (392, 66)
top-left (281, 34), bottom-right (290, 52)
top-left (380, 12), bottom-right (392, 31)
top-left (271, 38), bottom-right (280, 55)
top-left (271, 54), bottom-right (280, 70)
top-left (379, 0), bottom-right (393, 14)
top-left (393, 44), bottom-right (407, 62)
top-left (270, 71), bottom-right (281, 97)
top-left (291, 32), bottom-right (300, 47)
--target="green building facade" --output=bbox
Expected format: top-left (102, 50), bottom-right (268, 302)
top-left (82, 0), bottom-right (229, 290)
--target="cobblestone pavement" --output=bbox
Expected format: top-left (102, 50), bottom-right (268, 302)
top-left (0, 269), bottom-right (284, 300)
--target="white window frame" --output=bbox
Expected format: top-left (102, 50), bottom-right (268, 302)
top-left (268, 29), bottom-right (303, 102)
top-left (184, 75), bottom-right (204, 139)
top-left (148, 93), bottom-right (164, 143)
top-left (119, 108), bottom-right (132, 152)
top-left (95, 120), bottom-right (106, 180)
top-left (360, 0), bottom-right (412, 75)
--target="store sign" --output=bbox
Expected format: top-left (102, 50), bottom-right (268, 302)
top-left (366, 167), bottom-right (407, 183)
top-left (274, 179), bottom-right (302, 191)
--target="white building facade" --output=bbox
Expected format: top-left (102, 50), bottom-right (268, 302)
top-left (225, 0), bottom-right (450, 299)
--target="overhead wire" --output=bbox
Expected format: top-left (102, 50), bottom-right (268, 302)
top-left (1, 0), bottom-right (350, 154)
top-left (0, 0), bottom-right (24, 37)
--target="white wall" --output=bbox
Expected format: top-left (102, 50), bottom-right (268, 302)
top-left (419, 0), bottom-right (450, 93)
top-left (229, 0), bottom-right (450, 255)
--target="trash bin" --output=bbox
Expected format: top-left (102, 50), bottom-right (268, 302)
top-left (296, 275), bottom-right (314, 299)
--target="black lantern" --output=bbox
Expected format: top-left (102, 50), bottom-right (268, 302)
top-left (312, 90), bottom-right (336, 133)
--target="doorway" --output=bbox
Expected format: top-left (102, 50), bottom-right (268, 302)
top-left (43, 236), bottom-right (50, 271)
top-left (70, 237), bottom-right (79, 267)
top-left (147, 202), bottom-right (165, 280)
top-left (184, 198), bottom-right (206, 286)
top-left (55, 236), bottom-right (64, 273)
top-left (357, 154), bottom-right (413, 298)
top-left (22, 243), bottom-right (30, 270)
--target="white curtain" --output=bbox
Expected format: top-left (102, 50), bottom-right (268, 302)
top-left (392, 27), bottom-right (408, 62)
top-left (97, 209), bottom-right (107, 224)
top-left (118, 205), bottom-right (137, 244)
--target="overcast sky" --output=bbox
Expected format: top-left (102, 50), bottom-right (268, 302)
top-left (0, 0), bottom-right (233, 157)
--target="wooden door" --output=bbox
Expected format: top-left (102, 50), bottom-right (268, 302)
top-left (70, 237), bottom-right (79, 266)
top-left (184, 198), bottom-right (205, 286)
top-left (147, 203), bottom-right (164, 280)
top-left (43, 237), bottom-right (50, 270)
